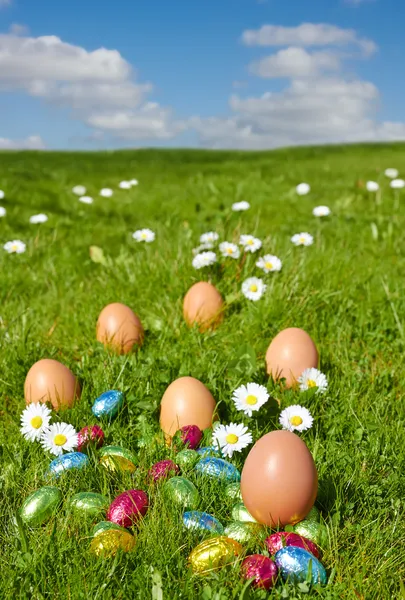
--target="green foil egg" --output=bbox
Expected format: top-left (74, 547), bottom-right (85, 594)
top-left (224, 521), bottom-right (261, 545)
top-left (176, 449), bottom-right (200, 470)
top-left (20, 486), bottom-right (62, 527)
top-left (231, 502), bottom-right (258, 523)
top-left (99, 446), bottom-right (137, 473)
top-left (305, 506), bottom-right (321, 523)
top-left (69, 492), bottom-right (109, 517)
top-left (163, 476), bottom-right (199, 510)
top-left (224, 483), bottom-right (242, 501)
top-left (293, 520), bottom-right (327, 546)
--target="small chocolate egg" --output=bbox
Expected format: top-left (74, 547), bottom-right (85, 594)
top-left (265, 532), bottom-right (320, 558)
top-left (96, 303), bottom-right (144, 354)
top-left (163, 476), bottom-right (199, 510)
top-left (92, 390), bottom-right (124, 419)
top-left (148, 459), bottom-right (179, 483)
top-left (48, 452), bottom-right (89, 478)
top-left (90, 526), bottom-right (136, 557)
top-left (160, 377), bottom-right (216, 439)
top-left (175, 449), bottom-right (200, 470)
top-left (195, 457), bottom-right (241, 483)
top-left (189, 536), bottom-right (243, 574)
top-left (183, 511), bottom-right (224, 534)
top-left (20, 486), bottom-right (61, 526)
top-left (183, 282), bottom-right (224, 332)
top-left (172, 425), bottom-right (203, 450)
top-left (275, 546), bottom-right (327, 585)
top-left (265, 328), bottom-right (319, 388)
top-left (223, 521), bottom-right (262, 545)
top-left (225, 483), bottom-right (242, 501)
top-left (99, 446), bottom-right (137, 472)
top-left (231, 502), bottom-right (258, 523)
top-left (107, 489), bottom-right (149, 528)
top-left (24, 359), bottom-right (81, 410)
top-left (241, 431), bottom-right (318, 527)
top-left (69, 492), bottom-right (109, 517)
top-left (241, 554), bottom-right (278, 590)
top-left (196, 446), bottom-right (222, 458)
top-left (77, 425), bottom-right (105, 452)
top-left (304, 505), bottom-right (321, 523)
top-left (93, 521), bottom-right (123, 537)
top-left (293, 519), bottom-right (327, 546)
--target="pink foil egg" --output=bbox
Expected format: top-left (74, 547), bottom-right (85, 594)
top-left (265, 531), bottom-right (321, 559)
top-left (148, 460), bottom-right (179, 483)
top-left (179, 425), bottom-right (203, 449)
top-left (241, 554), bottom-right (278, 590)
top-left (107, 490), bottom-right (149, 528)
top-left (77, 425), bottom-right (105, 452)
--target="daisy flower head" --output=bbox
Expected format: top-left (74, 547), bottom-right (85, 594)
top-left (385, 168), bottom-right (399, 179)
top-left (192, 242), bottom-right (214, 255)
top-left (40, 422), bottom-right (78, 456)
top-left (20, 403), bottom-right (51, 442)
top-left (79, 196), bottom-right (93, 205)
top-left (212, 423), bottom-right (253, 458)
top-left (242, 277), bottom-right (266, 301)
top-left (256, 254), bottom-right (282, 273)
top-left (291, 232), bottom-right (313, 247)
top-left (29, 213), bottom-right (48, 224)
top-left (4, 240), bottom-right (26, 254)
top-left (0, 207), bottom-right (6, 217)
top-left (133, 228), bottom-right (155, 243)
top-left (219, 241), bottom-right (240, 259)
top-left (296, 183), bottom-right (310, 196)
top-left (200, 232), bottom-right (219, 244)
top-left (390, 179), bottom-right (405, 189)
top-left (298, 368), bottom-right (328, 394)
top-left (232, 383), bottom-right (269, 417)
top-left (239, 234), bottom-right (262, 253)
top-left (119, 181), bottom-right (131, 189)
top-left (366, 181), bottom-right (379, 192)
top-left (100, 188), bottom-right (113, 198)
top-left (72, 185), bottom-right (86, 196)
top-left (130, 179), bottom-right (139, 186)
top-left (0, 190), bottom-right (5, 200)
top-left (279, 405), bottom-right (313, 432)
top-left (232, 201), bottom-right (250, 212)
top-left (192, 251), bottom-right (217, 269)
top-left (312, 206), bottom-right (330, 217)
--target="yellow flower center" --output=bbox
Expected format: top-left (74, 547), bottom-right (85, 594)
top-left (290, 416), bottom-right (303, 426)
top-left (265, 262), bottom-right (273, 270)
top-left (227, 247), bottom-right (233, 254)
top-left (141, 233), bottom-right (147, 239)
top-left (250, 284), bottom-right (258, 292)
top-left (30, 416), bottom-right (43, 429)
top-left (307, 379), bottom-right (317, 388)
top-left (226, 433), bottom-right (239, 444)
top-left (11, 244), bottom-right (18, 251)
top-left (299, 237), bottom-right (306, 244)
top-left (246, 395), bottom-right (258, 405)
top-left (54, 434), bottom-right (67, 446)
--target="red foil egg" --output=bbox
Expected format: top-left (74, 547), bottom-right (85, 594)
top-left (107, 490), bottom-right (149, 528)
top-left (176, 425), bottom-right (203, 450)
top-left (148, 460), bottom-right (179, 483)
top-left (241, 554), bottom-right (278, 590)
top-left (265, 531), bottom-right (321, 559)
top-left (77, 425), bottom-right (105, 452)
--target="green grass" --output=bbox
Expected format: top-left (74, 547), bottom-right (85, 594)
top-left (1, 143), bottom-right (405, 600)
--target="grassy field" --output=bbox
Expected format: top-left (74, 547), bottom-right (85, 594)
top-left (0, 144), bottom-right (404, 600)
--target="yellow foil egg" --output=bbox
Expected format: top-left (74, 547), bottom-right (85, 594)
top-left (90, 529), bottom-right (136, 558)
top-left (189, 536), bottom-right (243, 574)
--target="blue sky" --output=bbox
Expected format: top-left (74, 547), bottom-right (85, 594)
top-left (0, 0), bottom-right (404, 149)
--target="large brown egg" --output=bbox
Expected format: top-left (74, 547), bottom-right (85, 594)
top-left (160, 376), bottom-right (216, 439)
top-left (96, 303), bottom-right (144, 354)
top-left (265, 328), bottom-right (318, 388)
top-left (241, 430), bottom-right (318, 528)
top-left (183, 282), bottom-right (224, 332)
top-left (24, 359), bottom-right (81, 410)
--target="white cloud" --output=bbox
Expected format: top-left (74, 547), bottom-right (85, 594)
top-left (0, 135), bottom-right (45, 149)
top-left (249, 47), bottom-right (340, 78)
top-left (9, 23), bottom-right (29, 35)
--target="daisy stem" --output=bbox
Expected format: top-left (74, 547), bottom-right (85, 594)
top-left (236, 252), bottom-right (247, 282)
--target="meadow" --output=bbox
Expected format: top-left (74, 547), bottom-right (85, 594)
top-left (0, 143), bottom-right (404, 599)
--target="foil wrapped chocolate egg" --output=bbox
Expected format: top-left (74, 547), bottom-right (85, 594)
top-left (96, 303), bottom-right (144, 354)
top-left (107, 489), bottom-right (149, 528)
top-left (175, 449), bottom-right (200, 470)
top-left (241, 554), bottom-right (278, 590)
top-left (92, 390), bottom-right (124, 419)
top-left (172, 425), bottom-right (203, 450)
top-left (293, 519), bottom-right (327, 546)
top-left (195, 457), bottom-right (241, 483)
top-left (24, 359), bottom-right (81, 410)
top-left (20, 486), bottom-right (61, 526)
top-left (183, 511), bottom-right (224, 534)
top-left (223, 521), bottom-right (262, 545)
top-left (99, 446), bottom-right (136, 472)
top-left (77, 425), bottom-right (105, 452)
top-left (225, 483), bottom-right (242, 501)
top-left (163, 476), bottom-right (199, 510)
top-left (275, 546), bottom-right (327, 585)
top-left (93, 521), bottom-right (124, 537)
top-left (196, 446), bottom-right (222, 458)
top-left (265, 531), bottom-right (320, 558)
top-left (90, 522), bottom-right (136, 557)
top-left (69, 492), bottom-right (109, 518)
top-left (265, 328), bottom-right (319, 388)
top-left (189, 536), bottom-right (243, 574)
top-left (48, 452), bottom-right (89, 478)
top-left (231, 502), bottom-right (258, 523)
top-left (183, 281), bottom-right (224, 332)
top-left (148, 459), bottom-right (179, 483)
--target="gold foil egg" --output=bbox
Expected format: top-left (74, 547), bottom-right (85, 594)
top-left (189, 536), bottom-right (243, 574)
top-left (90, 528), bottom-right (136, 558)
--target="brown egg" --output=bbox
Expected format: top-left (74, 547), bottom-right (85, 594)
top-left (183, 282), bottom-right (224, 332)
top-left (96, 303), bottom-right (144, 354)
top-left (241, 430), bottom-right (318, 527)
top-left (265, 328), bottom-right (318, 388)
top-left (24, 359), bottom-right (81, 410)
top-left (160, 376), bottom-right (216, 439)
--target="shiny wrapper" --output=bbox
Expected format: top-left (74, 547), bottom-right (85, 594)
top-left (306, 506), bottom-right (321, 523)
top-left (231, 502), bottom-right (257, 523)
top-left (69, 492), bottom-right (109, 517)
top-left (195, 457), bottom-right (240, 482)
top-left (163, 476), bottom-right (199, 509)
top-left (189, 536), bottom-right (243, 574)
top-left (148, 459), bottom-right (179, 482)
top-left (196, 446), bottom-right (222, 458)
top-left (275, 546), bottom-right (327, 585)
top-left (293, 519), bottom-right (327, 546)
top-left (99, 446), bottom-right (136, 472)
top-left (107, 489), bottom-right (149, 528)
top-left (176, 449), bottom-right (200, 470)
top-left (92, 389), bottom-right (124, 419)
top-left (225, 483), bottom-right (242, 501)
top-left (265, 531), bottom-right (320, 559)
top-left (183, 511), bottom-right (224, 534)
top-left (90, 528), bottom-right (136, 557)
top-left (48, 452), bottom-right (89, 478)
top-left (93, 521), bottom-right (124, 537)
top-left (173, 425), bottom-right (203, 450)
top-left (77, 425), bottom-right (105, 452)
top-left (223, 521), bottom-right (262, 545)
top-left (241, 554), bottom-right (278, 590)
top-left (20, 486), bottom-right (62, 526)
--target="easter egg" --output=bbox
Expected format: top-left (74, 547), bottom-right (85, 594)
top-left (196, 446), bottom-right (222, 458)
top-left (99, 446), bottom-right (137, 472)
top-left (265, 532), bottom-right (320, 558)
top-left (225, 483), bottom-right (242, 501)
top-left (92, 390), bottom-right (124, 419)
top-left (175, 449), bottom-right (200, 469)
top-left (240, 431), bottom-right (317, 527)
top-left (90, 523), bottom-right (136, 557)
top-left (163, 476), bottom-right (199, 510)
top-left (183, 511), bottom-right (224, 534)
top-left (160, 377), bottom-right (216, 439)
top-left (48, 452), bottom-right (89, 478)
top-left (183, 281), bottom-right (224, 332)
top-left (148, 459), bottom-right (179, 482)
top-left (77, 425), bottom-right (104, 452)
top-left (24, 359), bottom-right (81, 410)
top-left (93, 521), bottom-right (123, 536)
top-left (265, 328), bottom-right (318, 388)
top-left (241, 555), bottom-right (278, 590)
top-left (189, 536), bottom-right (243, 574)
top-left (172, 425), bottom-right (203, 450)
top-left (20, 486), bottom-right (61, 526)
top-left (96, 303), bottom-right (144, 354)
top-left (195, 457), bottom-right (240, 483)
top-left (223, 521), bottom-right (262, 545)
top-left (231, 502), bottom-right (258, 523)
top-left (293, 519), bottom-right (327, 546)
top-left (107, 489), bottom-right (149, 528)
top-left (275, 546), bottom-right (327, 585)
top-left (69, 492), bottom-right (109, 517)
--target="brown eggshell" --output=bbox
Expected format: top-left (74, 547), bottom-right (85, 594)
top-left (240, 430), bottom-right (318, 528)
top-left (183, 282), bottom-right (224, 332)
top-left (160, 376), bottom-right (216, 439)
top-left (24, 359), bottom-right (81, 410)
top-left (96, 303), bottom-right (144, 354)
top-left (265, 327), bottom-right (318, 388)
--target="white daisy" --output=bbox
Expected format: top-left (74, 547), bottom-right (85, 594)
top-left (40, 422), bottom-right (78, 456)
top-left (312, 206), bottom-right (331, 217)
top-left (20, 403), bottom-right (52, 442)
top-left (192, 251), bottom-right (217, 269)
top-left (0, 207), bottom-right (6, 217)
top-left (366, 181), bottom-right (379, 192)
top-left (192, 242), bottom-right (214, 255)
top-left (100, 188), bottom-right (113, 197)
top-left (130, 179), bottom-right (139, 186)
top-left (296, 183), bottom-right (310, 196)
top-left (239, 234), bottom-right (262, 253)
top-left (119, 181), bottom-right (131, 189)
top-left (72, 185), bottom-right (86, 196)
top-left (212, 423), bottom-right (252, 458)
top-left (242, 277), bottom-right (266, 301)
top-left (291, 233), bottom-right (313, 246)
top-left (385, 168), bottom-right (399, 179)
top-left (29, 213), bottom-right (48, 224)
top-left (200, 232), bottom-right (219, 244)
top-left (4, 240), bottom-right (26, 254)
top-left (232, 383), bottom-right (269, 417)
top-left (219, 241), bottom-right (240, 259)
top-left (390, 179), bottom-right (405, 189)
top-left (232, 201), bottom-right (250, 212)
top-left (132, 228), bottom-right (155, 243)
top-left (279, 405), bottom-right (313, 432)
top-left (79, 196), bottom-right (93, 204)
top-left (298, 368), bottom-right (328, 394)
top-left (0, 190), bottom-right (4, 200)
top-left (256, 254), bottom-right (282, 273)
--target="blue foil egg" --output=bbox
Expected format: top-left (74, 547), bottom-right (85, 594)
top-left (183, 511), bottom-right (224, 534)
top-left (275, 547), bottom-right (327, 585)
top-left (196, 446), bottom-right (222, 458)
top-left (92, 390), bottom-right (124, 419)
top-left (194, 457), bottom-right (241, 482)
top-left (48, 452), bottom-right (89, 478)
